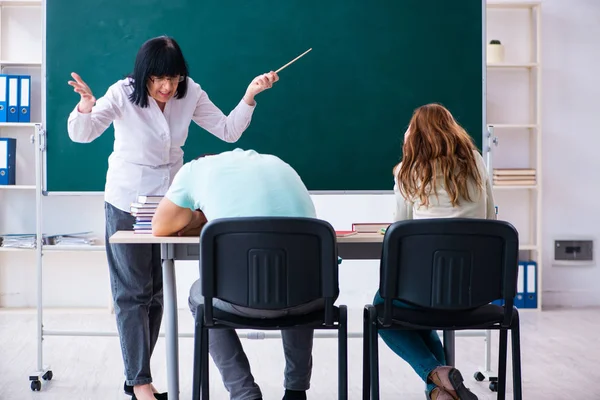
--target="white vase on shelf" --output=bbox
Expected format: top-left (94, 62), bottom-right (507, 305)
top-left (487, 39), bottom-right (505, 64)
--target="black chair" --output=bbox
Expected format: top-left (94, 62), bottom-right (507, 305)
top-left (362, 218), bottom-right (522, 400)
top-left (192, 217), bottom-right (348, 400)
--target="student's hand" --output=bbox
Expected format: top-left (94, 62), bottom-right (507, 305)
top-left (177, 210), bottom-right (207, 236)
top-left (68, 72), bottom-right (96, 113)
top-left (243, 71), bottom-right (279, 106)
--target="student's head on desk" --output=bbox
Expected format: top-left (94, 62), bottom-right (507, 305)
top-left (152, 148), bottom-right (316, 237)
top-left (395, 103), bottom-right (482, 207)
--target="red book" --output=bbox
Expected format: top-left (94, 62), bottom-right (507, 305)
top-left (336, 230), bottom-right (357, 237)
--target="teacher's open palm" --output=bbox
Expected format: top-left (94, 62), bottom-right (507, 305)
top-left (68, 72), bottom-right (96, 113)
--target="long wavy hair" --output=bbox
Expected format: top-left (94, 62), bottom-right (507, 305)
top-left (395, 103), bottom-right (482, 207)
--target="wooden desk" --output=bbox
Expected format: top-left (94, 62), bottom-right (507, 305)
top-left (109, 230), bottom-right (384, 400)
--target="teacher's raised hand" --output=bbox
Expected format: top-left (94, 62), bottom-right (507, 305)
top-left (68, 72), bottom-right (96, 113)
top-left (243, 71), bottom-right (279, 106)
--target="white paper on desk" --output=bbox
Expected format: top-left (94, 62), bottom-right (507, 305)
top-left (0, 141), bottom-right (7, 169)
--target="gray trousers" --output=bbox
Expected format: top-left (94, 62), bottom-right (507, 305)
top-left (189, 279), bottom-right (322, 400)
top-left (105, 202), bottom-right (163, 386)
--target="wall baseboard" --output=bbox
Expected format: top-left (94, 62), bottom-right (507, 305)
top-left (542, 290), bottom-right (600, 308)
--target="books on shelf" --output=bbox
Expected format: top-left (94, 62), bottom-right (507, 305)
top-left (131, 194), bottom-right (163, 234)
top-left (493, 168), bottom-right (536, 186)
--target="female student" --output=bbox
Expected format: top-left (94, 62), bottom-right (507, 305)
top-left (377, 103), bottom-right (496, 400)
top-left (67, 36), bottom-right (278, 400)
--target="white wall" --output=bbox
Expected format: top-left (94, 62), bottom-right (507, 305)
top-left (1, 0), bottom-right (599, 309)
top-left (536, 0), bottom-right (600, 307)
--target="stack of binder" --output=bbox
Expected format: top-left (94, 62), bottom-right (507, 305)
top-left (130, 195), bottom-right (163, 234)
top-left (0, 74), bottom-right (31, 123)
top-left (493, 168), bottom-right (536, 186)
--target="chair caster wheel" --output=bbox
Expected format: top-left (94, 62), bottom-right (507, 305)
top-left (489, 381), bottom-right (499, 392)
top-left (473, 371), bottom-right (485, 382)
top-left (31, 380), bottom-right (41, 391)
top-left (42, 370), bottom-right (53, 381)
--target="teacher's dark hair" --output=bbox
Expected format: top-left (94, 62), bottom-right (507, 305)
top-left (128, 36), bottom-right (189, 108)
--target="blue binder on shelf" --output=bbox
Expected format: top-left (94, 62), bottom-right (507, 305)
top-left (18, 75), bottom-right (30, 123)
top-left (0, 74), bottom-right (7, 122)
top-left (491, 260), bottom-right (526, 307)
top-left (515, 261), bottom-right (526, 308)
top-left (7, 75), bottom-right (19, 123)
top-left (524, 261), bottom-right (538, 309)
top-left (0, 137), bottom-right (16, 185)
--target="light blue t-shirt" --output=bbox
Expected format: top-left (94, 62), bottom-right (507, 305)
top-left (165, 148), bottom-right (316, 220)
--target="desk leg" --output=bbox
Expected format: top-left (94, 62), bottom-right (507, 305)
top-left (443, 330), bottom-right (455, 366)
top-left (161, 245), bottom-right (179, 400)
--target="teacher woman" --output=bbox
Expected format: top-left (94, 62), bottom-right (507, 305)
top-left (67, 35), bottom-right (278, 400)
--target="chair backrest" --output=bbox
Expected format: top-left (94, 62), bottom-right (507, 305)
top-left (200, 217), bottom-right (339, 324)
top-left (379, 218), bottom-right (519, 325)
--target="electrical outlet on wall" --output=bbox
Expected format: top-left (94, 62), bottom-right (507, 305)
top-left (554, 239), bottom-right (594, 266)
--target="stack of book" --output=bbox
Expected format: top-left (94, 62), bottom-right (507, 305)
top-left (130, 195), bottom-right (163, 234)
top-left (493, 168), bottom-right (536, 186)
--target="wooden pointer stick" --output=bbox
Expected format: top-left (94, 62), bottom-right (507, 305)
top-left (275, 48), bottom-right (313, 73)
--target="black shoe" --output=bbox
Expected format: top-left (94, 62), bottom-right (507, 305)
top-left (124, 381), bottom-right (133, 396)
top-left (283, 389), bottom-right (307, 400)
top-left (131, 393), bottom-right (168, 400)
top-left (125, 382), bottom-right (167, 400)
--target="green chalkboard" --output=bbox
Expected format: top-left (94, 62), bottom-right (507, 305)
top-left (46, 0), bottom-right (483, 192)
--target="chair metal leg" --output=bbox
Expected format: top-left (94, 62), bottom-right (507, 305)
top-left (338, 305), bottom-right (348, 400)
top-left (362, 307), bottom-right (371, 400)
top-left (497, 329), bottom-right (508, 400)
top-left (201, 327), bottom-right (210, 399)
top-left (442, 330), bottom-right (456, 366)
top-left (511, 312), bottom-right (523, 400)
top-left (192, 307), bottom-right (204, 400)
top-left (367, 306), bottom-right (380, 400)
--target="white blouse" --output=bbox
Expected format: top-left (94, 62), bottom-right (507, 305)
top-left (67, 77), bottom-right (255, 212)
top-left (393, 151), bottom-right (497, 221)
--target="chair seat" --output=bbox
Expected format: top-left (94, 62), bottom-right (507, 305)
top-left (208, 307), bottom-right (339, 330)
top-left (375, 303), bottom-right (510, 330)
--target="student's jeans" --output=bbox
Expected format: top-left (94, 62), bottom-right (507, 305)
top-left (105, 202), bottom-right (163, 386)
top-left (373, 291), bottom-right (446, 394)
top-left (189, 279), bottom-right (321, 400)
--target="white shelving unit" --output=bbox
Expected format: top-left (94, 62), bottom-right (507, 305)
top-left (0, 0), bottom-right (51, 391)
top-left (486, 1), bottom-right (542, 308)
top-left (0, 0), bottom-right (43, 250)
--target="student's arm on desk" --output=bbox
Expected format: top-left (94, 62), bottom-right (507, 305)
top-left (152, 164), bottom-right (207, 236)
top-left (152, 197), bottom-right (207, 236)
